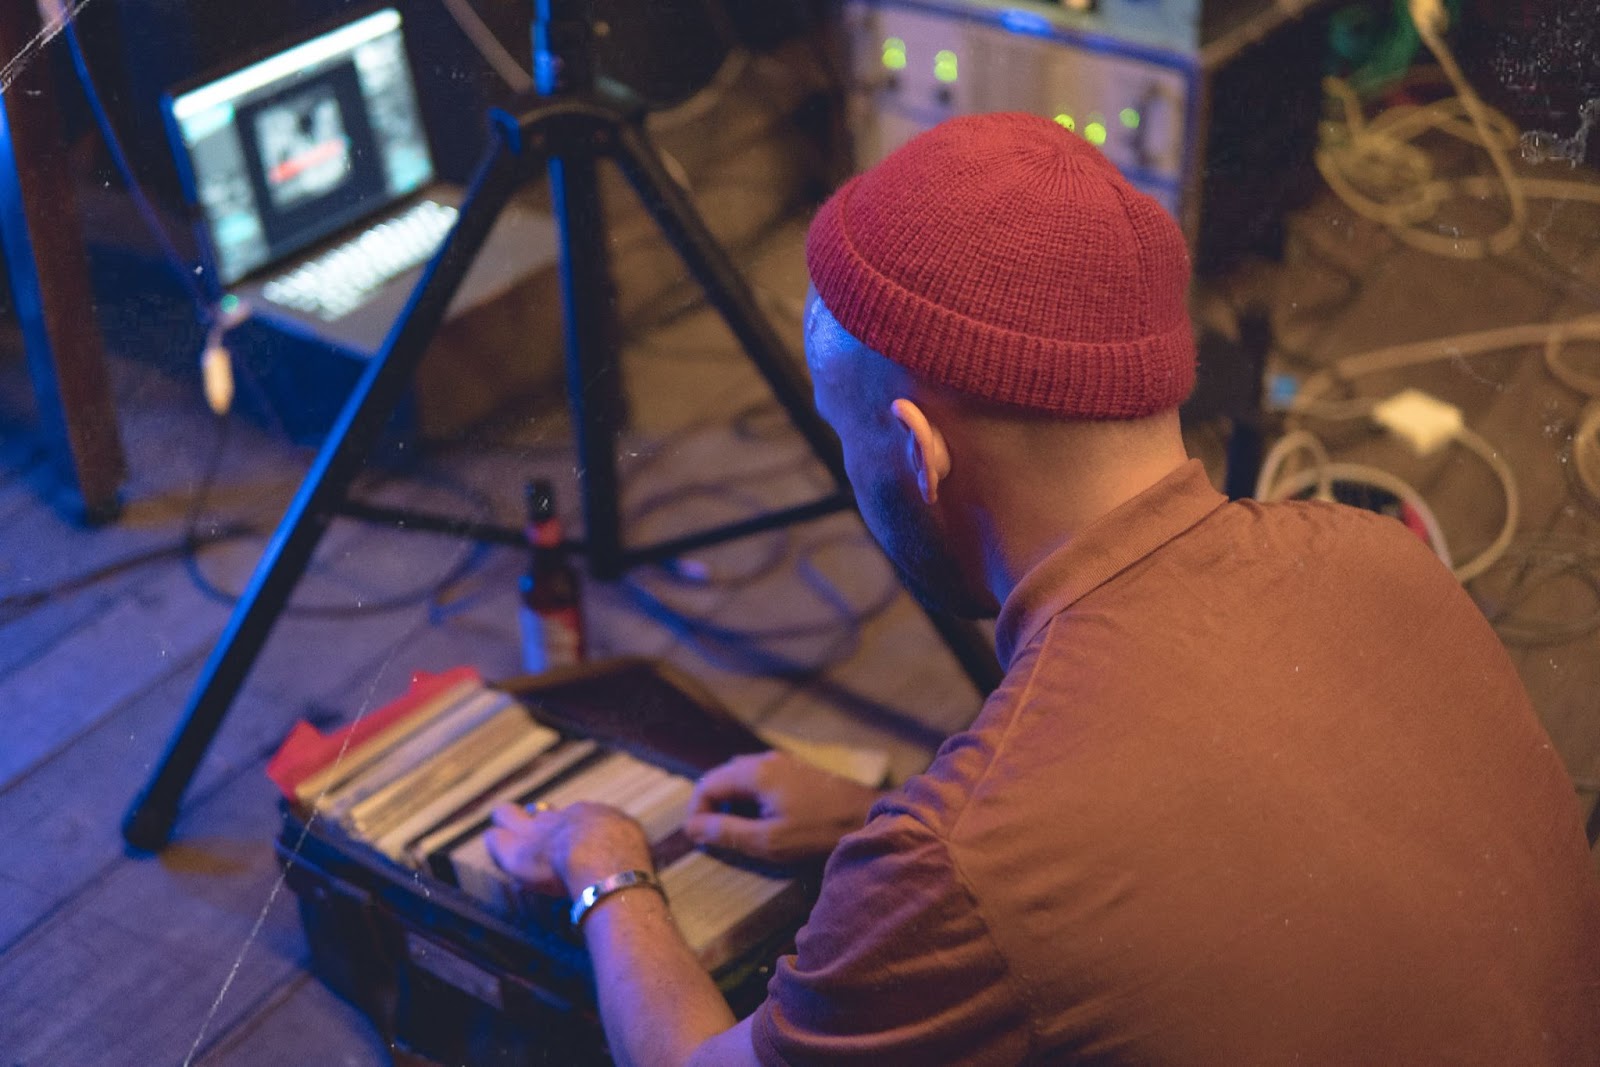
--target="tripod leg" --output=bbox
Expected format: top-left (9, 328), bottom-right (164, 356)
top-left (607, 123), bottom-right (1003, 695)
top-left (122, 120), bottom-right (538, 852)
top-left (547, 151), bottom-right (628, 580)
top-left (608, 122), bottom-right (846, 483)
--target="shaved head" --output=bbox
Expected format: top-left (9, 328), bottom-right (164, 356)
top-left (804, 290), bottom-right (995, 617)
top-left (802, 287), bottom-right (1191, 615)
top-left (804, 290), bottom-right (908, 424)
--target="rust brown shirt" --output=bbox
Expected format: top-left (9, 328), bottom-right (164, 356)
top-left (751, 460), bottom-right (1600, 1065)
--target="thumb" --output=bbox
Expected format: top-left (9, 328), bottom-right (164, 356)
top-left (688, 759), bottom-right (762, 816)
top-left (683, 811), bottom-right (768, 858)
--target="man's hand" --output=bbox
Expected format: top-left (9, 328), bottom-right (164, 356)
top-left (484, 801), bottom-right (653, 897)
top-left (683, 751), bottom-right (885, 865)
top-left (486, 800), bottom-right (758, 1067)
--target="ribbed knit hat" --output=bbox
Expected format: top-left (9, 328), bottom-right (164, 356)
top-left (806, 112), bottom-right (1195, 419)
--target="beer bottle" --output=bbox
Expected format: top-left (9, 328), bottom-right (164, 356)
top-left (518, 480), bottom-right (584, 672)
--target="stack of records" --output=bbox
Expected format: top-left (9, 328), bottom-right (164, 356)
top-left (287, 667), bottom-right (805, 972)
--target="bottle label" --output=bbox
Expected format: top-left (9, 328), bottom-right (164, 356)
top-left (519, 604), bottom-right (584, 673)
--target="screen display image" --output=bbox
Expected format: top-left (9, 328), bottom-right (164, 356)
top-left (255, 87), bottom-right (353, 211)
top-left (168, 9), bottom-right (435, 286)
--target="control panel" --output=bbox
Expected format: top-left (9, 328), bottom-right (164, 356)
top-left (843, 0), bottom-right (1197, 219)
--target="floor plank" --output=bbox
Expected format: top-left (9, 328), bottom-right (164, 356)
top-left (0, 769), bottom-right (306, 1067)
top-left (0, 580), bottom-right (229, 783)
top-left (0, 667), bottom-right (280, 951)
top-left (195, 973), bottom-right (390, 1067)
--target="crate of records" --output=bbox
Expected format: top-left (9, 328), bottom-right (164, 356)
top-left (269, 658), bottom-right (815, 1065)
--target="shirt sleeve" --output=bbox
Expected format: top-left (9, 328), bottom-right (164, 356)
top-left (749, 812), bottom-right (1030, 1066)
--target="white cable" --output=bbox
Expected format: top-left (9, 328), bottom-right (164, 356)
top-left (659, 148), bottom-right (694, 195)
top-left (647, 48), bottom-right (755, 132)
top-left (1573, 401), bottom-right (1600, 507)
top-left (1259, 419), bottom-right (1517, 583)
top-left (1262, 459), bottom-right (1455, 572)
top-left (1448, 426), bottom-right (1520, 583)
top-left (436, 0), bottom-right (534, 94)
top-left (1258, 417), bottom-right (1516, 582)
top-left (1288, 313), bottom-right (1600, 511)
top-left (1313, 0), bottom-right (1600, 262)
top-left (1291, 314), bottom-right (1600, 414)
top-left (1540, 325), bottom-right (1600, 504)
top-left (1406, 0), bottom-right (1446, 38)
top-left (1543, 318), bottom-right (1600, 398)
top-left (1255, 429), bottom-right (1335, 501)
top-left (1270, 0), bottom-right (1595, 607)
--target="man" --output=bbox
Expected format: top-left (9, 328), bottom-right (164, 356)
top-left (486, 112), bottom-right (1600, 1065)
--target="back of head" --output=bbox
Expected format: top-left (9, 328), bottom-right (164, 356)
top-left (806, 112), bottom-right (1195, 420)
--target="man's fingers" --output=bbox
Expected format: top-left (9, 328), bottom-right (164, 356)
top-left (485, 825), bottom-right (562, 893)
top-left (687, 755), bottom-right (767, 815)
top-left (683, 811), bottom-right (770, 858)
top-left (491, 802), bottom-right (534, 829)
top-left (484, 826), bottom-right (526, 875)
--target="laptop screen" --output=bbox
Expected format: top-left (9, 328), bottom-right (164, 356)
top-left (167, 8), bottom-right (435, 287)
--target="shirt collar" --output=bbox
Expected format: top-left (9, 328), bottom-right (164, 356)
top-left (993, 459), bottom-right (1226, 668)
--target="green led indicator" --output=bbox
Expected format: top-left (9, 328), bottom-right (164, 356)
top-left (882, 37), bottom-right (907, 71)
top-left (219, 294), bottom-right (240, 314)
top-left (1085, 121), bottom-right (1107, 146)
top-left (1120, 107), bottom-right (1141, 129)
top-left (934, 50), bottom-right (959, 83)
top-left (1053, 113), bottom-right (1075, 131)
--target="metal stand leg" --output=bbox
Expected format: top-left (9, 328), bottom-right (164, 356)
top-left (122, 118), bottom-right (539, 852)
top-left (609, 121), bottom-right (846, 478)
top-left (124, 87), bottom-right (1002, 853)
top-left (608, 119), bottom-right (1003, 689)
top-left (549, 150), bottom-right (628, 579)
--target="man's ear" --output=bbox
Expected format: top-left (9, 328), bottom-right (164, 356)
top-left (890, 399), bottom-right (951, 504)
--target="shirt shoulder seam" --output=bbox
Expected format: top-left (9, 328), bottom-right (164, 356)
top-left (890, 810), bottom-right (1044, 1060)
top-left (892, 642), bottom-right (1051, 1059)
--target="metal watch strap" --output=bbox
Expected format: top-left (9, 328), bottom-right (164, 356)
top-left (570, 869), bottom-right (666, 929)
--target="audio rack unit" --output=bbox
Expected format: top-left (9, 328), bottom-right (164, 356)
top-left (840, 0), bottom-right (1340, 272)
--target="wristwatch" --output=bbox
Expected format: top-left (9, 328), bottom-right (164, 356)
top-left (570, 868), bottom-right (667, 929)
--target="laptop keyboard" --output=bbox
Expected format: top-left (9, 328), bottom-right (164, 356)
top-left (260, 200), bottom-right (459, 322)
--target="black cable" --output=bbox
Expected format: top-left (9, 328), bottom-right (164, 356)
top-left (0, 523), bottom-right (256, 626)
top-left (619, 527), bottom-right (900, 678)
top-left (63, 18), bottom-right (213, 321)
top-left (1513, 231), bottom-right (1600, 310)
top-left (426, 405), bottom-right (889, 672)
top-left (1474, 536), bottom-right (1600, 647)
top-left (1267, 224), bottom-right (1402, 373)
top-left (621, 460), bottom-right (896, 663)
top-left (178, 418), bottom-right (498, 619)
top-left (65, 10), bottom-right (328, 447)
top-left (56, 15), bottom-right (509, 621)
top-left (0, 413), bottom-right (503, 626)
top-left (501, 383), bottom-right (897, 671)
top-left (0, 419), bottom-right (259, 628)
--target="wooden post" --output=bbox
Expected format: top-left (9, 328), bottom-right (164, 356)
top-left (0, 4), bottom-right (126, 523)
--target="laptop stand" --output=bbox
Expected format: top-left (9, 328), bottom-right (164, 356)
top-left (123, 0), bottom-right (1003, 853)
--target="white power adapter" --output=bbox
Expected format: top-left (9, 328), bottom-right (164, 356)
top-left (201, 297), bottom-right (253, 416)
top-left (1370, 388), bottom-right (1464, 456)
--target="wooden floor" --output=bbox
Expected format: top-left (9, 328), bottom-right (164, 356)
top-left (3, 188), bottom-right (1599, 1062)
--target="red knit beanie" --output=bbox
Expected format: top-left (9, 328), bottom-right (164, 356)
top-left (806, 112), bottom-right (1195, 419)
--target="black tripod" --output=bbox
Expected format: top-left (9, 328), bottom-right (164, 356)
top-left (122, 0), bottom-right (1002, 852)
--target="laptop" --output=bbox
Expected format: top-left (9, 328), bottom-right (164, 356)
top-left (163, 6), bottom-right (553, 356)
